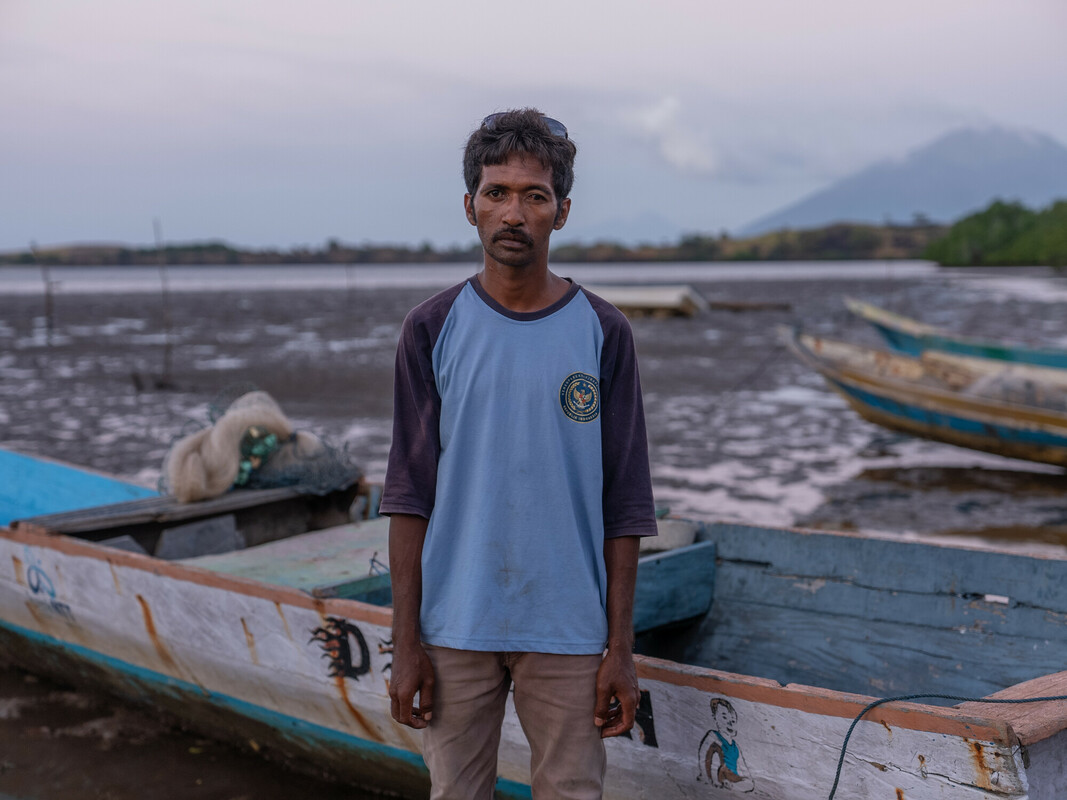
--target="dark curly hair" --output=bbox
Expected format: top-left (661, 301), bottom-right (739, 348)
top-left (463, 108), bottom-right (577, 217)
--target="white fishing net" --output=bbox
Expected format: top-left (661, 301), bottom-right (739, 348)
top-left (161, 386), bottom-right (361, 502)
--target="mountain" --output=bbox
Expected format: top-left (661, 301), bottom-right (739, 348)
top-left (741, 127), bottom-right (1067, 235)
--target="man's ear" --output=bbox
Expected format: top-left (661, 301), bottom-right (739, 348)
top-left (464, 194), bottom-right (477, 226)
top-left (553, 197), bottom-right (571, 230)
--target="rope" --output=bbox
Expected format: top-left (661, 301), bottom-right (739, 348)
top-left (714, 343), bottom-right (787, 412)
top-left (828, 692), bottom-right (1067, 800)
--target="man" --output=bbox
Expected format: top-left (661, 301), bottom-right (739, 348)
top-left (379, 108), bottom-right (657, 800)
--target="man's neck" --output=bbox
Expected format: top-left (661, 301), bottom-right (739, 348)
top-left (477, 261), bottom-right (570, 313)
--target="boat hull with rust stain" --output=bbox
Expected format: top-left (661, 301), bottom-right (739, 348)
top-left (5, 501), bottom-right (1067, 798)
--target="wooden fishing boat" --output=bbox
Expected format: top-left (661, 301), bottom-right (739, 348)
top-left (845, 297), bottom-right (1067, 369)
top-left (784, 327), bottom-right (1067, 467)
top-left (4, 453), bottom-right (1067, 798)
top-left (0, 447), bottom-right (364, 557)
top-left (0, 447), bottom-right (158, 527)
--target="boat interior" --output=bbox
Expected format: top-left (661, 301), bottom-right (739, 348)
top-left (636, 520), bottom-right (1067, 704)
top-left (9, 481), bottom-right (717, 637)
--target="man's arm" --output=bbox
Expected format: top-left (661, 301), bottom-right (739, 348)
top-left (594, 534), bottom-right (641, 738)
top-left (388, 513), bottom-right (435, 729)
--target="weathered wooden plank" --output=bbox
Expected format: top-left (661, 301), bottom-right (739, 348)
top-left (185, 520), bottom-right (387, 569)
top-left (672, 597), bottom-right (1065, 698)
top-left (708, 562), bottom-right (1067, 642)
top-left (633, 541), bottom-right (715, 634)
top-left (707, 523), bottom-right (1067, 611)
top-left (959, 671), bottom-right (1067, 745)
top-left (311, 572), bottom-right (393, 601)
top-left (14, 478), bottom-right (362, 563)
top-left (191, 517), bottom-right (714, 631)
top-left (183, 520), bottom-right (389, 594)
top-left (14, 486), bottom-right (318, 533)
top-left (155, 515), bottom-right (245, 560)
top-left (634, 523), bottom-right (1067, 697)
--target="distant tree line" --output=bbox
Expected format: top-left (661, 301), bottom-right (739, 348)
top-left (12, 201), bottom-right (1064, 267)
top-left (2, 222), bottom-right (954, 267)
top-left (552, 222), bottom-right (946, 262)
top-left (923, 199), bottom-right (1067, 267)
top-left (1, 239), bottom-right (484, 267)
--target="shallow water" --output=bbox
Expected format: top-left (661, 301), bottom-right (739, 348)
top-left (2, 261), bottom-right (1067, 794)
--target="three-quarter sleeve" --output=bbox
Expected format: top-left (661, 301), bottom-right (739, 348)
top-left (586, 291), bottom-right (658, 538)
top-left (379, 283), bottom-right (465, 518)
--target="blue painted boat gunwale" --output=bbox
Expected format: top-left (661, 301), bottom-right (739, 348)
top-left (0, 448), bottom-right (158, 527)
top-left (633, 539), bottom-right (716, 633)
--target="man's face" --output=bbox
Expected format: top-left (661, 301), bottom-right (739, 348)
top-left (464, 154), bottom-right (570, 269)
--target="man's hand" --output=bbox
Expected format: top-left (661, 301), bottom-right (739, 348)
top-left (389, 641), bottom-right (435, 729)
top-left (596, 534), bottom-right (641, 738)
top-left (593, 645), bottom-right (639, 738)
top-left (388, 514), bottom-right (432, 728)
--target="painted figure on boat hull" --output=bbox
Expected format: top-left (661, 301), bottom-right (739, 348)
top-left (698, 698), bottom-right (754, 792)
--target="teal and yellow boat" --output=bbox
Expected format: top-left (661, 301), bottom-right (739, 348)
top-left (845, 297), bottom-right (1067, 369)
top-left (785, 327), bottom-right (1067, 467)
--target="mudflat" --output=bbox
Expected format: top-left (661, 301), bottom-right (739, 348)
top-left (3, 263), bottom-right (1067, 795)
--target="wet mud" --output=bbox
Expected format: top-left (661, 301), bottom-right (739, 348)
top-left (2, 263), bottom-right (1067, 793)
top-left (0, 667), bottom-right (374, 800)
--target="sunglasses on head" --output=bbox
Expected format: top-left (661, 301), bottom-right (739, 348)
top-left (481, 113), bottom-right (569, 140)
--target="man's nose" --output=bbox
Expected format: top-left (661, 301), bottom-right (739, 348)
top-left (501, 196), bottom-right (524, 226)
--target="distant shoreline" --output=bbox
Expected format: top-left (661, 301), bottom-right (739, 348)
top-left (10, 199), bottom-right (1064, 268)
top-left (1, 221), bottom-right (947, 267)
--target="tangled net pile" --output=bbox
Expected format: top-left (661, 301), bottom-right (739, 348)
top-left (161, 385), bottom-right (361, 503)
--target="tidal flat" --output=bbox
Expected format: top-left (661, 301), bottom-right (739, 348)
top-left (2, 261), bottom-right (1066, 796)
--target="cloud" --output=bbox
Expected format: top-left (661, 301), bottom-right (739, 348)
top-left (615, 88), bottom-right (986, 190)
top-left (3, 0), bottom-right (1064, 249)
top-left (620, 93), bottom-right (835, 184)
top-left (624, 96), bottom-right (719, 175)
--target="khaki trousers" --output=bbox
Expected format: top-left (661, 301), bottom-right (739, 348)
top-left (422, 645), bottom-right (607, 800)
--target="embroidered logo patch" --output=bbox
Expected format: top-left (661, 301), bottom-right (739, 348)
top-left (560, 372), bottom-right (600, 423)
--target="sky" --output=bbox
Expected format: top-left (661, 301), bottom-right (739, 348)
top-left (2, 0), bottom-right (1065, 251)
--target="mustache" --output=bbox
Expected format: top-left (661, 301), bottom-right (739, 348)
top-left (492, 228), bottom-right (533, 246)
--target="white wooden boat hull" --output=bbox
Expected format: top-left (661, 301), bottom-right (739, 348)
top-left (3, 522), bottom-right (1063, 799)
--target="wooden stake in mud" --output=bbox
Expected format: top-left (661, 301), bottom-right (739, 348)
top-left (31, 240), bottom-right (55, 348)
top-left (153, 218), bottom-right (175, 389)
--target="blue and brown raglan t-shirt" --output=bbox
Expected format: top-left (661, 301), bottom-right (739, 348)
top-left (379, 276), bottom-right (657, 655)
